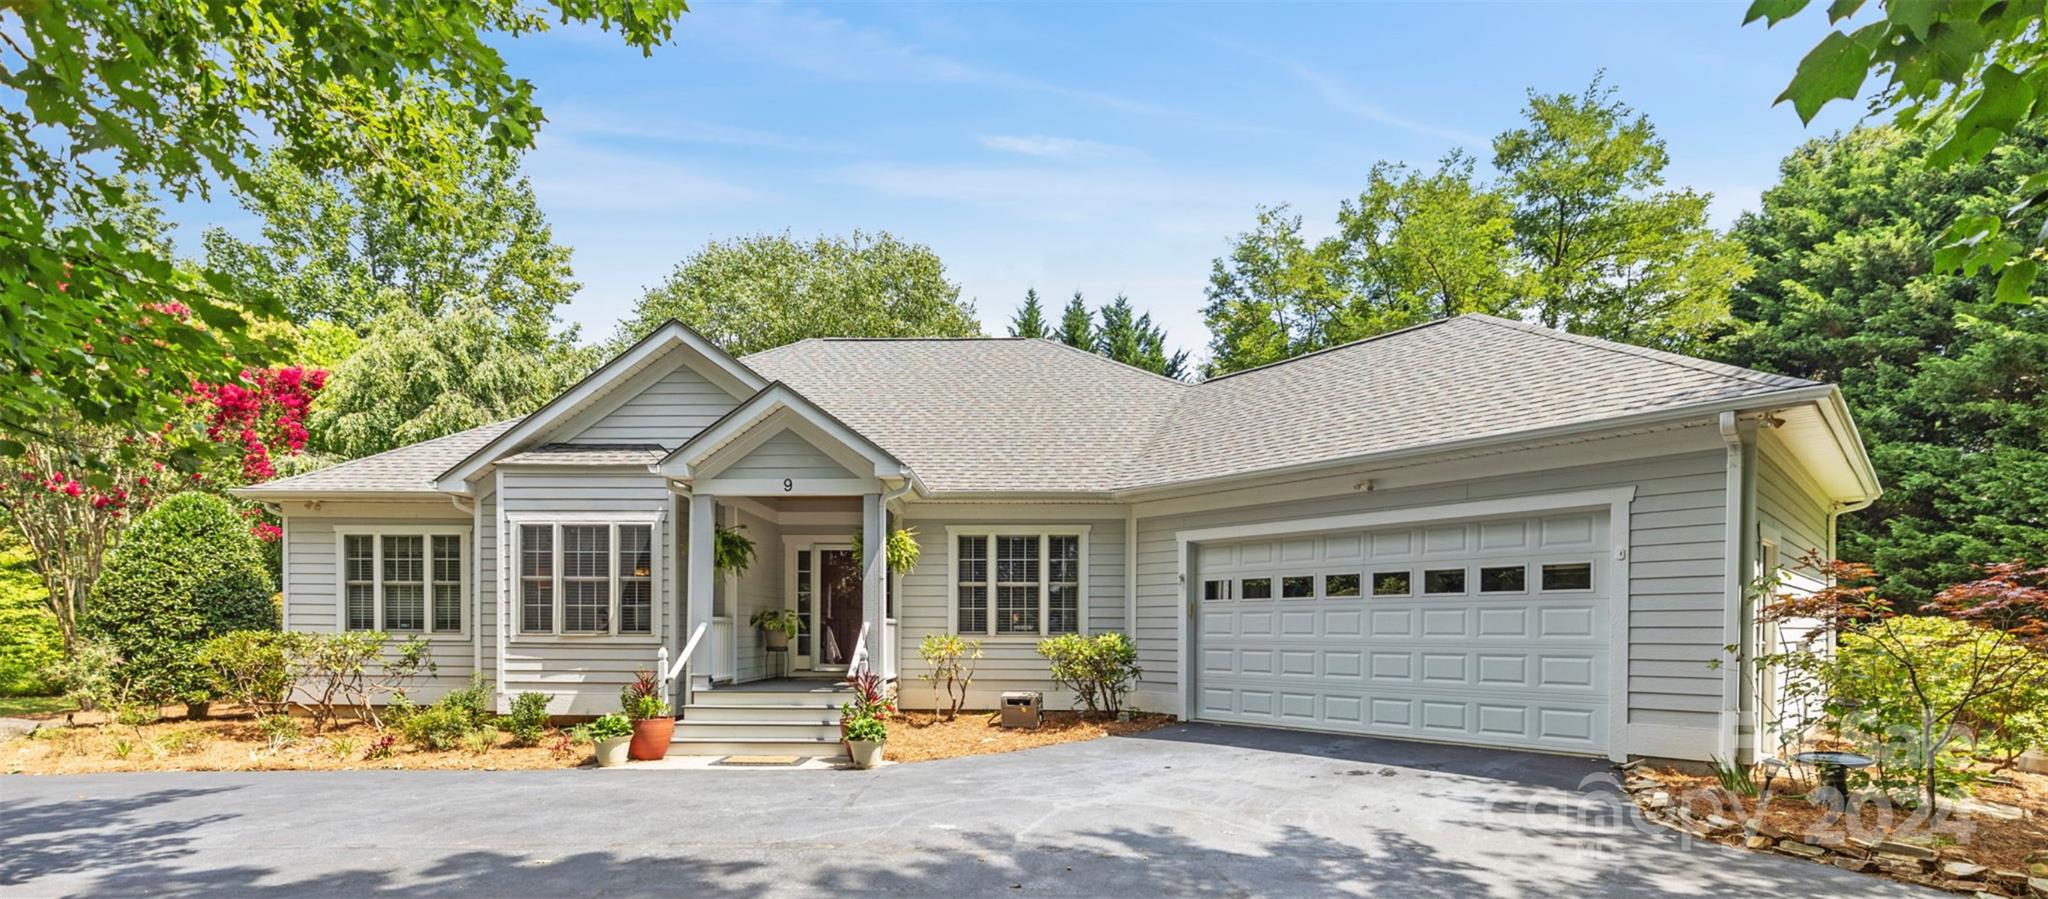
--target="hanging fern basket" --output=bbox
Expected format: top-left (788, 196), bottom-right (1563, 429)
top-left (852, 526), bottom-right (922, 574)
top-left (714, 525), bottom-right (757, 574)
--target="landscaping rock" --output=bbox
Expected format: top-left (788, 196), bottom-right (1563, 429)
top-left (2028, 852), bottom-right (2048, 879)
top-left (1834, 858), bottom-right (1875, 874)
top-left (1994, 870), bottom-right (2030, 888)
top-left (2017, 748), bottom-right (2048, 775)
top-left (1948, 798), bottom-right (2028, 821)
top-left (1642, 791), bottom-right (1671, 810)
top-left (1877, 841), bottom-right (1939, 860)
top-left (0, 718), bottom-right (42, 741)
top-left (1945, 862), bottom-right (1991, 880)
top-left (1878, 854), bottom-right (1934, 874)
top-left (1777, 841), bottom-right (1828, 859)
top-left (1704, 814), bottom-right (1737, 832)
top-left (1745, 835), bottom-right (1774, 850)
top-left (1625, 777), bottom-right (1660, 792)
top-left (2030, 877), bottom-right (2048, 899)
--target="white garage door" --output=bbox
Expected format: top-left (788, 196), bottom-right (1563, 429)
top-left (1194, 512), bottom-right (1613, 755)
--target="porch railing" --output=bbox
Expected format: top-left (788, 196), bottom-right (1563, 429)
top-left (845, 621), bottom-right (871, 680)
top-left (658, 621), bottom-right (710, 715)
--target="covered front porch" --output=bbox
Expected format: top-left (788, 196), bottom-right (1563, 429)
top-left (652, 383), bottom-right (917, 714)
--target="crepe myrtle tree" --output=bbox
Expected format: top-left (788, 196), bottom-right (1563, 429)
top-left (1742, 553), bottom-right (2048, 810)
top-left (0, 365), bottom-right (325, 652)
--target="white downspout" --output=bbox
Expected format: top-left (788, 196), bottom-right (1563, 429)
top-left (1717, 411), bottom-right (1753, 762)
top-left (1124, 504), bottom-right (1138, 637)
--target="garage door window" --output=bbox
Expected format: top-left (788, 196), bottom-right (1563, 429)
top-left (1324, 574), bottom-right (1360, 597)
top-left (1204, 579), bottom-right (1233, 601)
top-left (1241, 577), bottom-right (1274, 599)
top-left (1371, 570), bottom-right (1410, 596)
top-left (1423, 568), bottom-right (1466, 594)
top-left (1479, 565), bottom-right (1527, 593)
top-left (1281, 575), bottom-right (1315, 598)
top-left (1541, 562), bottom-right (1594, 592)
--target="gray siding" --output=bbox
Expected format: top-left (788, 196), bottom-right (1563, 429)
top-left (281, 511), bottom-right (477, 701)
top-left (893, 509), bottom-right (1128, 710)
top-left (1133, 450), bottom-right (1730, 744)
top-left (731, 505), bottom-right (784, 683)
top-left (498, 469), bottom-right (675, 715)
top-left (566, 363), bottom-right (738, 447)
top-left (714, 430), bottom-right (856, 481)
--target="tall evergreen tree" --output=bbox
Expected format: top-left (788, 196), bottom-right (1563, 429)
top-left (1718, 124), bottom-right (2048, 602)
top-left (1054, 291), bottom-right (1096, 350)
top-left (1009, 289), bottom-right (1050, 338)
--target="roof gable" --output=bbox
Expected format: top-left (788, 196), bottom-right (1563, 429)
top-left (435, 320), bottom-right (766, 490)
top-left (657, 382), bottom-right (909, 485)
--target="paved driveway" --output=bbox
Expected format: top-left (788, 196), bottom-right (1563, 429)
top-left (3, 723), bottom-right (1933, 897)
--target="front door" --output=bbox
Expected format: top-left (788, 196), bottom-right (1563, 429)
top-left (791, 544), bottom-right (863, 672)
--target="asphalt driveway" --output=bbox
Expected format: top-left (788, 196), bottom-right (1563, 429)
top-left (2, 723), bottom-right (1934, 897)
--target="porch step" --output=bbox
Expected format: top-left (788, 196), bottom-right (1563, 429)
top-left (667, 736), bottom-right (847, 758)
top-left (672, 721), bottom-right (843, 741)
top-left (683, 704), bottom-right (843, 725)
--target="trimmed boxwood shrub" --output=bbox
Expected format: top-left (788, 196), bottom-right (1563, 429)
top-left (87, 492), bottom-right (277, 702)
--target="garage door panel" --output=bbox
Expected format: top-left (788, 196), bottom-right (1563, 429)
top-left (1195, 511), bottom-right (1613, 755)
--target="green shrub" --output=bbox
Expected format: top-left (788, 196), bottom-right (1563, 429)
top-left (581, 712), bottom-right (632, 742)
top-left (1036, 632), bottom-right (1141, 716)
top-left (86, 493), bottom-right (277, 703)
top-left (398, 675), bottom-right (493, 751)
top-left (460, 725), bottom-right (501, 755)
top-left (196, 631), bottom-right (304, 716)
top-left (44, 637), bottom-right (126, 712)
top-left (0, 540), bottom-right (61, 696)
top-left (292, 630), bottom-right (435, 731)
top-left (842, 714), bottom-right (886, 743)
top-left (504, 692), bottom-right (550, 746)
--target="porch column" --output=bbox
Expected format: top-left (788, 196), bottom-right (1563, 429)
top-left (861, 491), bottom-right (888, 680)
top-left (687, 491), bottom-right (716, 691)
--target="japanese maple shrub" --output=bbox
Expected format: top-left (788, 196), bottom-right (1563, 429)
top-left (85, 492), bottom-right (276, 703)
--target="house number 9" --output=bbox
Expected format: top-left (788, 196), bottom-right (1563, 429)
top-left (782, 478), bottom-right (794, 492)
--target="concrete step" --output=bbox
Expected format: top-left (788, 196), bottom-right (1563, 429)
top-left (691, 691), bottom-right (851, 710)
top-left (673, 721), bottom-right (843, 741)
top-left (683, 704), bottom-right (844, 725)
top-left (667, 736), bottom-right (848, 758)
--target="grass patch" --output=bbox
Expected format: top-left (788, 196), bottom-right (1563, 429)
top-left (0, 695), bottom-right (71, 718)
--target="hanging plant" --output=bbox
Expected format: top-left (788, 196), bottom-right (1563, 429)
top-left (852, 526), bottom-right (921, 574)
top-left (714, 525), bottom-right (756, 574)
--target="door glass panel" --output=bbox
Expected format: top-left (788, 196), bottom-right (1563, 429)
top-left (796, 550), bottom-right (813, 658)
top-left (819, 549), bottom-right (861, 667)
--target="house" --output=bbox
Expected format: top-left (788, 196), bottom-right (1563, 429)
top-left (237, 314), bottom-right (1879, 762)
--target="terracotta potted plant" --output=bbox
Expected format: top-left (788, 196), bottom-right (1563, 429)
top-left (843, 713), bottom-right (886, 769)
top-left (586, 713), bottom-right (634, 767)
top-left (751, 609), bottom-right (801, 651)
top-left (621, 668), bottom-right (673, 760)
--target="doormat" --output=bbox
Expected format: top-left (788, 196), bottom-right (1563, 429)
top-left (716, 755), bottom-right (805, 767)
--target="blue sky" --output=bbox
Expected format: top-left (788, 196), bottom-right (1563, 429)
top-left (186, 1), bottom-right (1864, 359)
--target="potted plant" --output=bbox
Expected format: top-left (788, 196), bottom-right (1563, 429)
top-left (750, 609), bottom-right (801, 651)
top-left (620, 668), bottom-right (672, 760)
top-left (843, 713), bottom-right (887, 769)
top-left (585, 713), bottom-right (633, 767)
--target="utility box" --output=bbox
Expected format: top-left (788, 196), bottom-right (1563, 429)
top-left (1000, 691), bottom-right (1043, 729)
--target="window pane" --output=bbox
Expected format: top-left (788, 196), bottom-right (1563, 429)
top-left (344, 536), bottom-right (375, 630)
top-left (520, 525), bottom-right (553, 577)
top-left (1423, 568), bottom-right (1466, 594)
top-left (1048, 585), bottom-right (1079, 634)
top-left (564, 581), bottom-right (609, 633)
top-left (1542, 562), bottom-right (1594, 591)
top-left (955, 537), bottom-right (987, 634)
top-left (520, 524), bottom-right (553, 633)
top-left (1479, 565), bottom-right (1526, 593)
top-left (995, 535), bottom-right (1038, 583)
top-left (346, 584), bottom-right (376, 631)
top-left (1324, 574), bottom-right (1361, 597)
top-left (618, 525), bottom-right (652, 634)
top-left (957, 536), bottom-right (987, 583)
top-left (1203, 579), bottom-right (1233, 601)
top-left (344, 535), bottom-right (376, 583)
top-left (619, 580), bottom-right (652, 634)
top-left (432, 535), bottom-right (462, 632)
top-left (1372, 571), bottom-right (1410, 596)
top-left (382, 535), bottom-right (422, 583)
top-left (432, 535), bottom-right (463, 584)
top-left (1047, 535), bottom-right (1080, 634)
top-left (384, 584), bottom-right (424, 631)
top-left (432, 584), bottom-right (462, 632)
top-left (618, 525), bottom-right (653, 578)
top-left (563, 526), bottom-right (609, 578)
top-left (1281, 575), bottom-right (1315, 598)
top-left (1048, 535), bottom-right (1080, 585)
top-left (1241, 577), bottom-right (1273, 599)
top-left (995, 585), bottom-right (1038, 634)
top-left (797, 550), bottom-right (814, 654)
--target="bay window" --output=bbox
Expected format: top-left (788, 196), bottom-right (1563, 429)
top-left (949, 527), bottom-right (1088, 637)
top-left (336, 529), bottom-right (468, 634)
top-left (513, 517), bottom-right (660, 637)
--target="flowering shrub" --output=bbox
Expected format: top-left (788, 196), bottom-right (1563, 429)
top-left (189, 366), bottom-right (327, 482)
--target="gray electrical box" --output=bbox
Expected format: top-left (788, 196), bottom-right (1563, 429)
top-left (1000, 691), bottom-right (1043, 728)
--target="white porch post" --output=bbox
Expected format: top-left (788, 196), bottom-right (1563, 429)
top-left (862, 491), bottom-right (888, 680)
top-left (687, 491), bottom-right (716, 692)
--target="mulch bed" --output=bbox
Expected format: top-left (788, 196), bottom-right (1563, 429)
top-left (3, 704), bottom-right (585, 775)
top-left (885, 709), bottom-right (1174, 763)
top-left (1623, 761), bottom-right (2048, 895)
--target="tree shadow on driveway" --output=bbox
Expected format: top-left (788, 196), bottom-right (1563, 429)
top-left (1125, 722), bottom-right (1609, 791)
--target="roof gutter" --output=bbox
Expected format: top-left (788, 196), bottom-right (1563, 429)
top-left (1111, 384), bottom-right (1845, 502)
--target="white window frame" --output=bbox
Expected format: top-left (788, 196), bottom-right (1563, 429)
top-left (508, 512), bottom-right (664, 641)
top-left (946, 525), bottom-right (1090, 639)
top-left (331, 526), bottom-right (471, 637)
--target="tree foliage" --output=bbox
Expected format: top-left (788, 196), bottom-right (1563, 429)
top-left (1748, 0), bottom-right (2048, 302)
top-left (620, 231), bottom-right (983, 354)
top-left (1718, 124), bottom-right (2048, 601)
top-left (1054, 291), bottom-right (1097, 350)
top-left (203, 143), bottom-right (581, 347)
top-left (1202, 78), bottom-right (1746, 375)
top-left (1009, 288), bottom-right (1050, 339)
top-left (309, 303), bottom-right (596, 459)
top-left (0, 0), bottom-right (690, 466)
top-left (86, 492), bottom-right (277, 703)
top-left (1013, 291), bottom-right (1189, 378)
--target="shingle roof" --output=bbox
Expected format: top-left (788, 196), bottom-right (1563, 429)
top-left (743, 338), bottom-right (1189, 493)
top-left (496, 444), bottom-right (669, 467)
top-left (247, 315), bottom-right (1825, 498)
top-left (1122, 315), bottom-right (1819, 490)
top-left (239, 420), bottom-right (520, 495)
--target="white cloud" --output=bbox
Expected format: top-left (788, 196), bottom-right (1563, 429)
top-left (978, 135), bottom-right (1140, 160)
top-left (525, 135), bottom-right (765, 212)
top-left (545, 108), bottom-right (858, 154)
